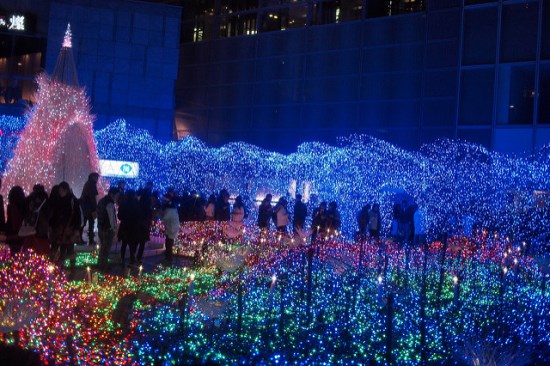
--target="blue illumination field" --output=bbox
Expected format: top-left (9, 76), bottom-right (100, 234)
top-left (0, 114), bottom-right (549, 365)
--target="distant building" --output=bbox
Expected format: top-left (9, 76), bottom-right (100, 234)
top-left (172, 0), bottom-right (550, 154)
top-left (0, 0), bottom-right (181, 141)
top-left (2, 0), bottom-right (549, 155)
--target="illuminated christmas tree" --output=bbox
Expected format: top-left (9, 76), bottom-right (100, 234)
top-left (2, 24), bottom-right (100, 196)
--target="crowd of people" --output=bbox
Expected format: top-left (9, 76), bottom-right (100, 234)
top-left (0, 175), bottom-right (157, 270)
top-left (0, 171), bottom-right (434, 271)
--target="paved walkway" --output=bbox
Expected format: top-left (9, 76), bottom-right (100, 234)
top-left (64, 239), bottom-right (193, 281)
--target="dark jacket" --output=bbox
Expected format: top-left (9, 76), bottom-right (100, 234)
top-left (97, 195), bottom-right (115, 231)
top-left (118, 196), bottom-right (143, 243)
top-left (138, 190), bottom-right (153, 243)
top-left (80, 179), bottom-right (98, 217)
top-left (293, 200), bottom-right (307, 226)
top-left (258, 200), bottom-right (272, 228)
top-left (0, 194), bottom-right (5, 232)
top-left (215, 199), bottom-right (230, 221)
top-left (50, 194), bottom-right (81, 243)
top-left (6, 203), bottom-right (25, 237)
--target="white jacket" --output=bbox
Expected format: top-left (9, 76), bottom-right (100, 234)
top-left (161, 207), bottom-right (180, 239)
top-left (276, 205), bottom-right (290, 227)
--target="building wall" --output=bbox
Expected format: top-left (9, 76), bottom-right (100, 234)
top-left (43, 0), bottom-right (181, 140)
top-left (0, 0), bottom-right (181, 140)
top-left (176, 0), bottom-right (550, 154)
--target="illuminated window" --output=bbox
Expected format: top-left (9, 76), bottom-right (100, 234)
top-left (311, 1), bottom-right (339, 26)
top-left (220, 0), bottom-right (258, 13)
top-left (221, 13), bottom-right (258, 38)
top-left (0, 34), bottom-right (45, 105)
top-left (260, 5), bottom-right (307, 33)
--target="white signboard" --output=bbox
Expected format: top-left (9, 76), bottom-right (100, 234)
top-left (0, 15), bottom-right (25, 31)
top-left (99, 159), bottom-right (139, 178)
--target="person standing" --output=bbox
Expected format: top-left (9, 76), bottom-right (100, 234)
top-left (326, 201), bottom-right (341, 233)
top-left (136, 182), bottom-right (153, 263)
top-left (118, 190), bottom-right (142, 267)
top-left (5, 186), bottom-right (26, 255)
top-left (258, 194), bottom-right (273, 230)
top-left (215, 189), bottom-right (231, 221)
top-left (413, 205), bottom-right (428, 247)
top-left (204, 194), bottom-right (216, 221)
top-left (293, 194), bottom-right (307, 236)
top-left (80, 173), bottom-right (99, 245)
top-left (392, 202), bottom-right (404, 244)
top-left (311, 201), bottom-right (327, 242)
top-left (24, 184), bottom-right (49, 254)
top-left (0, 178), bottom-right (6, 233)
top-left (160, 189), bottom-right (180, 264)
top-left (231, 195), bottom-right (245, 226)
top-left (97, 187), bottom-right (120, 270)
top-left (357, 203), bottom-right (371, 238)
top-left (117, 180), bottom-right (126, 196)
top-left (274, 197), bottom-right (290, 234)
top-left (368, 203), bottom-right (382, 239)
top-left (50, 182), bottom-right (81, 266)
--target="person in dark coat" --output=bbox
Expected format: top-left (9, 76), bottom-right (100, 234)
top-left (97, 187), bottom-right (120, 270)
top-left (24, 184), bottom-right (49, 254)
top-left (5, 186), bottom-right (26, 255)
top-left (357, 203), bottom-right (371, 239)
top-left (118, 190), bottom-right (142, 267)
top-left (325, 201), bottom-right (341, 233)
top-left (258, 194), bottom-right (273, 230)
top-left (293, 194), bottom-right (307, 236)
top-left (136, 182), bottom-right (154, 263)
top-left (368, 203), bottom-right (382, 239)
top-left (50, 182), bottom-right (81, 265)
top-left (80, 172), bottom-right (99, 245)
top-left (311, 201), bottom-right (327, 242)
top-left (0, 178), bottom-right (6, 232)
top-left (215, 189), bottom-right (230, 221)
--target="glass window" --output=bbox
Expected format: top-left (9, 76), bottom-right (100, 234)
top-left (260, 5), bottom-right (307, 32)
top-left (496, 64), bottom-right (535, 125)
top-left (0, 34), bottom-right (44, 105)
top-left (542, 1), bottom-right (550, 60)
top-left (187, 15), bottom-right (218, 42)
top-left (463, 7), bottom-right (497, 65)
top-left (339, 0), bottom-right (363, 21)
top-left (311, 1), bottom-right (339, 25)
top-left (465, 0), bottom-right (497, 4)
top-left (310, 0), bottom-right (363, 25)
top-left (262, 0), bottom-right (304, 6)
top-left (220, 0), bottom-right (258, 13)
top-left (366, 0), bottom-right (390, 17)
top-left (459, 68), bottom-right (494, 125)
top-left (221, 13), bottom-right (258, 37)
top-left (182, 0), bottom-right (215, 21)
top-left (500, 2), bottom-right (538, 62)
top-left (367, 0), bottom-right (424, 18)
top-left (539, 64), bottom-right (550, 124)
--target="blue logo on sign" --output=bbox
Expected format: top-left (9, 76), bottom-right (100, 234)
top-left (120, 164), bottom-right (132, 174)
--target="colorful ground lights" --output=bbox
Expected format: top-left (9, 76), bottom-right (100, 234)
top-left (0, 115), bottom-right (549, 364)
top-left (0, 225), bottom-right (548, 365)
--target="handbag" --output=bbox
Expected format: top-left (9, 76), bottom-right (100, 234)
top-left (18, 221), bottom-right (37, 237)
top-left (18, 199), bottom-right (46, 237)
